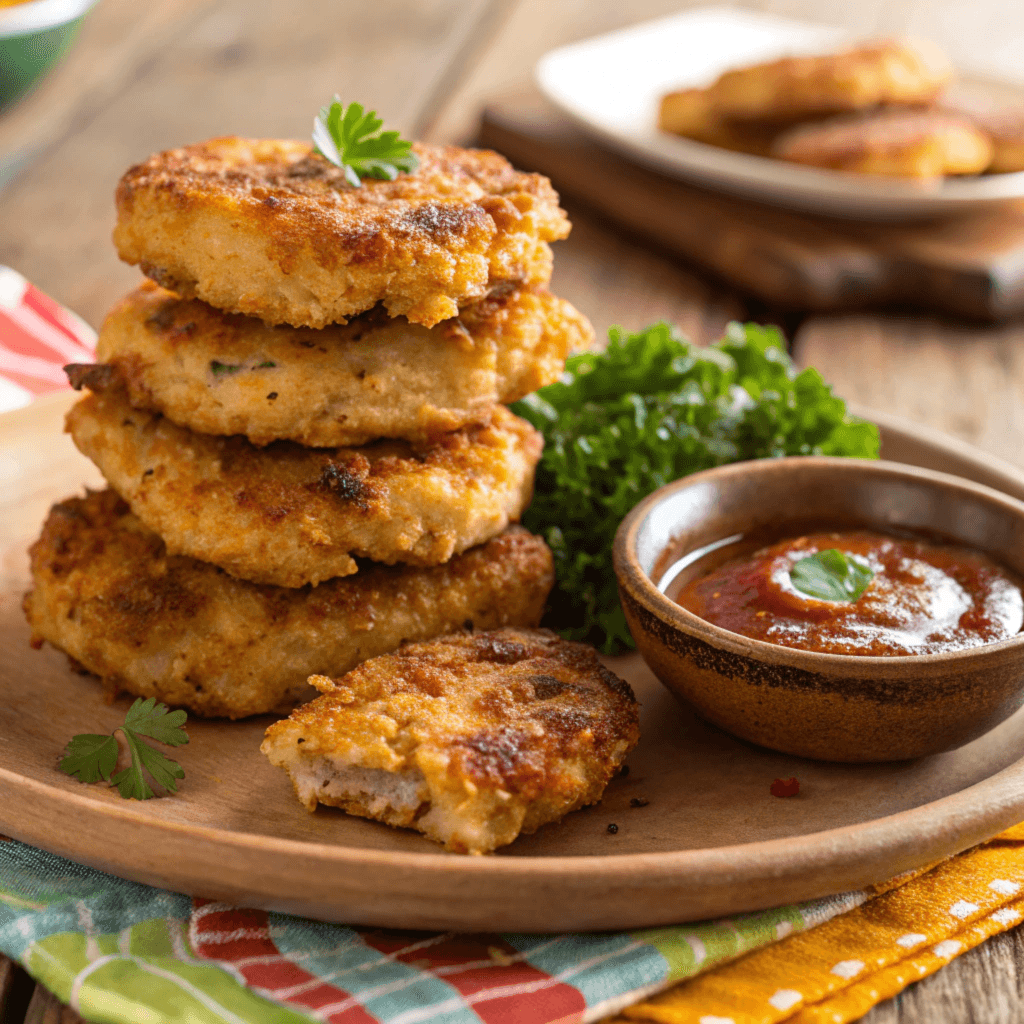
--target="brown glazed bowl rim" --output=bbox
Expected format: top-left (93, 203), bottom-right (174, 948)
top-left (613, 456), bottom-right (1024, 671)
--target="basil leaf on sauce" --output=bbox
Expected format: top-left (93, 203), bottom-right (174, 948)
top-left (790, 549), bottom-right (873, 603)
top-left (210, 360), bottom-right (242, 377)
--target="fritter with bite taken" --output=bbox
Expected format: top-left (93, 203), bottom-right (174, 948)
top-left (261, 628), bottom-right (640, 854)
top-left (24, 490), bottom-right (554, 718)
top-left (77, 279), bottom-right (590, 447)
top-left (113, 139), bottom-right (571, 329)
top-left (65, 386), bottom-right (542, 588)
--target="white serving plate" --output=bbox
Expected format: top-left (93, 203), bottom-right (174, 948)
top-left (535, 6), bottom-right (1024, 221)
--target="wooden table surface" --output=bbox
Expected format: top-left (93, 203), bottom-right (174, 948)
top-left (3, 0), bottom-right (1024, 1021)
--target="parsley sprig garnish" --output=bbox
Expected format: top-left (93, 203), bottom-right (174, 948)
top-left (59, 698), bottom-right (188, 800)
top-left (312, 98), bottom-right (418, 187)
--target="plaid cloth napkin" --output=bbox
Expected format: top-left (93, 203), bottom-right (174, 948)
top-left (4, 269), bottom-right (1024, 1023)
top-left (4, 832), bottom-right (1024, 1024)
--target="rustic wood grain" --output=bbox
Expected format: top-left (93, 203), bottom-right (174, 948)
top-left (863, 926), bottom-right (1024, 1023)
top-left (0, 0), bottom-right (503, 328)
top-left (0, 955), bottom-right (18, 1019)
top-left (0, 954), bottom-right (35, 1024)
top-left (548, 202), bottom-right (745, 347)
top-left (22, 984), bottom-right (79, 1024)
top-left (793, 315), bottom-right (1024, 471)
top-left (422, 0), bottom-right (706, 144)
top-left (0, 0), bottom-right (216, 188)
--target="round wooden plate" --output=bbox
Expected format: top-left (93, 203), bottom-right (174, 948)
top-left (5, 393), bottom-right (1024, 933)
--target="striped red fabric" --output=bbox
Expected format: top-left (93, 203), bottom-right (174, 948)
top-left (189, 901), bottom-right (591, 1024)
top-left (361, 932), bottom-right (588, 1024)
top-left (190, 902), bottom-right (378, 1024)
top-left (0, 266), bottom-right (95, 412)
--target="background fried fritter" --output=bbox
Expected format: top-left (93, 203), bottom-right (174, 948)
top-left (262, 628), bottom-right (640, 853)
top-left (66, 388), bottom-right (543, 587)
top-left (772, 109), bottom-right (993, 178)
top-left (24, 491), bottom-right (554, 718)
top-left (708, 40), bottom-right (951, 123)
top-left (114, 139), bottom-right (571, 328)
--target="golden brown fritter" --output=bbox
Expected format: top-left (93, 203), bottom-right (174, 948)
top-left (24, 490), bottom-right (554, 719)
top-left (81, 280), bottom-right (590, 448)
top-left (113, 138), bottom-right (571, 329)
top-left (658, 87), bottom-right (781, 156)
top-left (65, 387), bottom-right (542, 588)
top-left (772, 108), bottom-right (993, 178)
top-left (707, 40), bottom-right (951, 123)
top-left (261, 628), bottom-right (639, 853)
top-left (941, 84), bottom-right (1024, 173)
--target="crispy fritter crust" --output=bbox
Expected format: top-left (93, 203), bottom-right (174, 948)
top-left (261, 628), bottom-right (639, 853)
top-left (772, 109), bottom-right (993, 178)
top-left (707, 40), bottom-right (951, 122)
top-left (65, 388), bottom-right (542, 587)
top-left (113, 139), bottom-right (571, 328)
top-left (24, 491), bottom-right (554, 718)
top-left (85, 280), bottom-right (590, 447)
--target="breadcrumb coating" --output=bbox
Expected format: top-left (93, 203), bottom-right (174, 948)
top-left (113, 138), bottom-right (571, 328)
top-left (24, 490), bottom-right (554, 718)
top-left (65, 387), bottom-right (542, 588)
top-left (262, 628), bottom-right (639, 853)
top-left (82, 280), bottom-right (590, 447)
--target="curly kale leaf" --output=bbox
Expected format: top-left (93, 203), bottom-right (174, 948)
top-left (513, 321), bottom-right (879, 653)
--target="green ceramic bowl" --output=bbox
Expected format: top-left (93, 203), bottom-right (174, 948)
top-left (0, 0), bottom-right (99, 111)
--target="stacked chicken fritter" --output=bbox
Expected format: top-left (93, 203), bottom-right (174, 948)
top-left (25, 138), bottom-right (593, 718)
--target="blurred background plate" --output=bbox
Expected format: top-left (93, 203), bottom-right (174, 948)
top-left (536, 6), bottom-right (1024, 221)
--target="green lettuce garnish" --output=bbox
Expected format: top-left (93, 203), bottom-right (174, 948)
top-left (513, 321), bottom-right (879, 653)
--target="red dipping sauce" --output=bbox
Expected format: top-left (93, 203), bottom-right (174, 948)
top-left (671, 529), bottom-right (1024, 656)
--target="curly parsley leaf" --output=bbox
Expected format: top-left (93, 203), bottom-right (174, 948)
top-left (312, 98), bottom-right (418, 187)
top-left (790, 549), bottom-right (873, 602)
top-left (58, 698), bottom-right (188, 800)
top-left (513, 321), bottom-right (880, 654)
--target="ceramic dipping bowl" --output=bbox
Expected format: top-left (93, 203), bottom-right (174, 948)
top-left (613, 457), bottom-right (1024, 762)
top-left (0, 0), bottom-right (98, 112)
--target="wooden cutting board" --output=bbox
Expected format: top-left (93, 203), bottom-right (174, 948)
top-left (479, 91), bottom-right (1024, 323)
top-left (6, 394), bottom-right (1024, 932)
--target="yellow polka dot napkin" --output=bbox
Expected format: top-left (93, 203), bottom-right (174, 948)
top-left (614, 825), bottom-right (1024, 1024)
